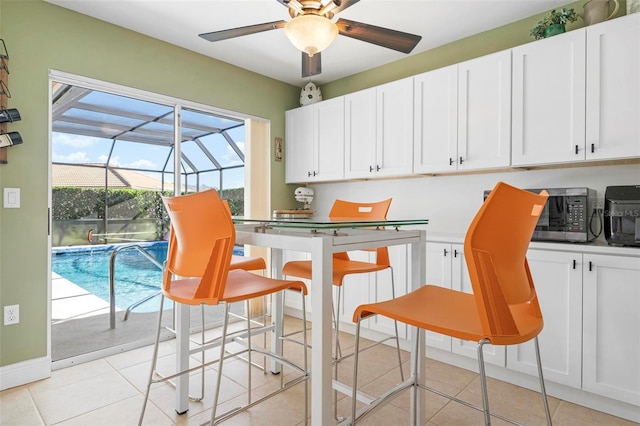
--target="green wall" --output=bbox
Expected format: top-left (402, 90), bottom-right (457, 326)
top-left (0, 0), bottom-right (628, 370)
top-left (0, 0), bottom-right (300, 367)
top-left (322, 0), bottom-right (624, 97)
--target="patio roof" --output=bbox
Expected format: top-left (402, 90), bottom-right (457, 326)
top-left (51, 83), bottom-right (246, 182)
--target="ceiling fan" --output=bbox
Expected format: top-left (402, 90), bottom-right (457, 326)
top-left (198, 0), bottom-right (422, 78)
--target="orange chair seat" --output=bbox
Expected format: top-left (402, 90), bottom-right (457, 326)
top-left (283, 257), bottom-right (390, 287)
top-left (230, 254), bottom-right (266, 271)
top-left (354, 285), bottom-right (543, 346)
top-left (164, 269), bottom-right (307, 306)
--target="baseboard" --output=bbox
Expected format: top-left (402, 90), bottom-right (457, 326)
top-left (0, 356), bottom-right (51, 391)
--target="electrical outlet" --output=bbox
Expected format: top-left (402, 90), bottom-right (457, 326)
top-left (4, 304), bottom-right (19, 325)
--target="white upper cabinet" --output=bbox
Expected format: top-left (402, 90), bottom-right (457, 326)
top-left (345, 77), bottom-right (414, 179)
top-left (285, 105), bottom-right (314, 183)
top-left (414, 50), bottom-right (511, 174)
top-left (414, 64), bottom-right (458, 173)
top-left (376, 77), bottom-right (414, 178)
top-left (458, 50), bottom-right (512, 171)
top-left (344, 87), bottom-right (377, 179)
top-left (285, 96), bottom-right (345, 183)
top-left (512, 29), bottom-right (587, 166)
top-left (586, 13), bottom-right (640, 160)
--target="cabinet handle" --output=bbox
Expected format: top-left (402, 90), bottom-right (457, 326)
top-left (572, 259), bottom-right (576, 270)
top-left (376, 165), bottom-right (380, 172)
top-left (453, 249), bottom-right (459, 258)
top-left (307, 171), bottom-right (312, 177)
top-left (443, 248), bottom-right (448, 257)
top-left (575, 145), bottom-right (579, 155)
top-left (369, 165), bottom-right (374, 173)
top-left (313, 171), bottom-right (317, 176)
top-left (591, 143), bottom-right (595, 153)
top-left (459, 156), bottom-right (464, 165)
top-left (589, 261), bottom-right (593, 272)
top-left (449, 158), bottom-right (454, 166)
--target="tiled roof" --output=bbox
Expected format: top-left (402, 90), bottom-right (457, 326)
top-left (52, 164), bottom-right (173, 191)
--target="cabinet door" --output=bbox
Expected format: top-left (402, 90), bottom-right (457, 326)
top-left (344, 88), bottom-right (377, 179)
top-left (376, 77), bottom-right (414, 178)
top-left (368, 245), bottom-right (408, 339)
top-left (512, 30), bottom-right (586, 166)
top-left (413, 65), bottom-right (458, 174)
top-left (451, 245), bottom-right (505, 366)
top-left (583, 254), bottom-right (640, 406)
top-left (507, 250), bottom-right (582, 389)
top-left (314, 97), bottom-right (345, 182)
top-left (285, 106), bottom-right (314, 183)
top-left (586, 13), bottom-right (640, 161)
top-left (424, 242), bottom-right (453, 351)
top-left (458, 50), bottom-right (511, 171)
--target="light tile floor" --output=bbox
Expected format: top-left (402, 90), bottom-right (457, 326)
top-left (1, 316), bottom-right (638, 426)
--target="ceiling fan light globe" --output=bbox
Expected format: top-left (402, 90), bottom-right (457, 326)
top-left (284, 14), bottom-right (338, 56)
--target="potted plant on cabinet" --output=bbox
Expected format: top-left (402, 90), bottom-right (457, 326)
top-left (530, 7), bottom-right (578, 40)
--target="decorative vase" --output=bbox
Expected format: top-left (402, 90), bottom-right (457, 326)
top-left (544, 24), bottom-right (566, 38)
top-left (582, 0), bottom-right (619, 26)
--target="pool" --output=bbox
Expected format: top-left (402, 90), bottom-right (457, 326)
top-left (52, 242), bottom-right (243, 313)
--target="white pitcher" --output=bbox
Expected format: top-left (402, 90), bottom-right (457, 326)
top-left (582, 0), bottom-right (620, 26)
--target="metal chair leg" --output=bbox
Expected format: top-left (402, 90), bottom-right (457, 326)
top-left (477, 338), bottom-right (492, 426)
top-left (246, 300), bottom-right (253, 405)
top-left (139, 294), bottom-right (165, 426)
top-left (351, 316), bottom-right (363, 425)
top-left (389, 267), bottom-right (404, 382)
top-left (210, 303), bottom-right (231, 425)
top-left (534, 336), bottom-right (553, 425)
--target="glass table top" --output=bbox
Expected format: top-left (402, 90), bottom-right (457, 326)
top-left (232, 216), bottom-right (429, 230)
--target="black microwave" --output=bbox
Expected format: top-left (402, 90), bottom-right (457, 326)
top-left (484, 187), bottom-right (597, 243)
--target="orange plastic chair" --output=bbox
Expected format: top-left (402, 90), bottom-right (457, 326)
top-left (282, 198), bottom-right (403, 419)
top-left (139, 189), bottom-right (308, 425)
top-left (349, 182), bottom-right (552, 425)
top-left (223, 199), bottom-right (268, 273)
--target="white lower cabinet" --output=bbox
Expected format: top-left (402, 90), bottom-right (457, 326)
top-left (449, 245), bottom-right (505, 366)
top-left (283, 246), bottom-right (408, 339)
top-left (582, 253), bottom-right (640, 406)
top-left (507, 249), bottom-right (583, 389)
top-left (424, 242), bottom-right (504, 365)
top-left (424, 242), bottom-right (455, 351)
top-left (332, 246), bottom-right (408, 338)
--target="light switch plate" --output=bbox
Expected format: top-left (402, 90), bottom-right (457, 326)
top-left (3, 188), bottom-right (20, 208)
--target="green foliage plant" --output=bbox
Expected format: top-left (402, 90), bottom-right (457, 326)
top-left (529, 8), bottom-right (578, 40)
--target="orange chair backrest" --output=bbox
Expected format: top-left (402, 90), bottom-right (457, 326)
top-left (162, 189), bottom-right (235, 303)
top-left (329, 198), bottom-right (392, 264)
top-left (464, 182), bottom-right (548, 338)
top-left (329, 198), bottom-right (392, 220)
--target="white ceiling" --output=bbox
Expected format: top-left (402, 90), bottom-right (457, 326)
top-left (45, 0), bottom-right (572, 87)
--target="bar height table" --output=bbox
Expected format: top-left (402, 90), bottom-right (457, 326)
top-left (174, 216), bottom-right (428, 425)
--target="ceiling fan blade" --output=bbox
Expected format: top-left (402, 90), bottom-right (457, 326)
top-left (199, 20), bottom-right (286, 42)
top-left (302, 52), bottom-right (322, 78)
top-left (336, 18), bottom-right (422, 54)
top-left (331, 0), bottom-right (361, 14)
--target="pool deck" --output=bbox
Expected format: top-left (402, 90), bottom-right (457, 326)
top-left (52, 272), bottom-right (121, 324)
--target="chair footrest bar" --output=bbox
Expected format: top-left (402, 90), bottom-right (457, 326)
top-left (204, 374), bottom-right (309, 426)
top-left (188, 323), bottom-right (274, 356)
top-left (153, 371), bottom-right (204, 402)
top-left (334, 335), bottom-right (398, 364)
top-left (337, 377), bottom-right (416, 426)
top-left (332, 379), bottom-right (375, 404)
top-left (417, 384), bottom-right (525, 426)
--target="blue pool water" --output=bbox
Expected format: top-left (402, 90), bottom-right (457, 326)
top-left (52, 242), bottom-right (243, 313)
